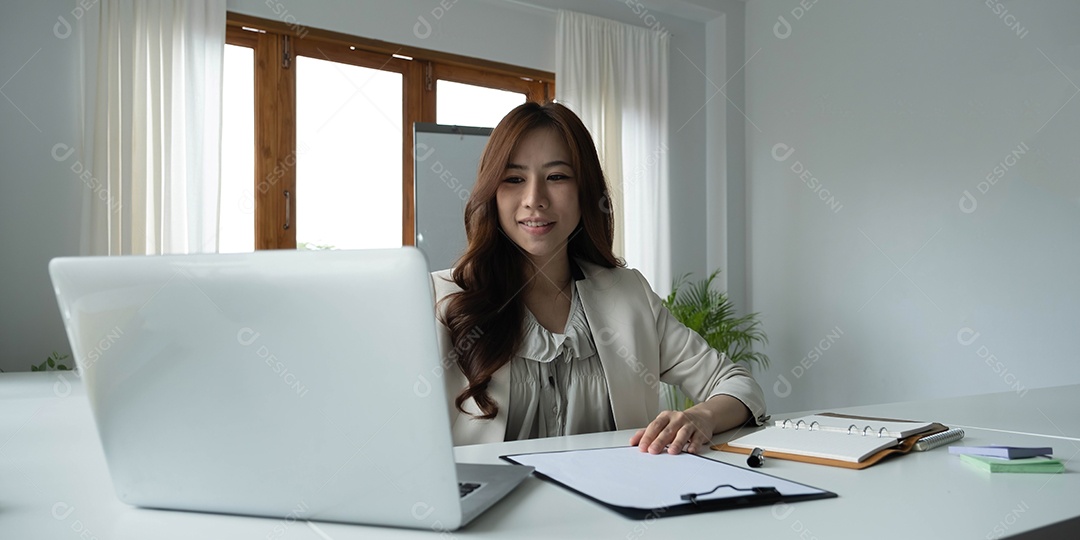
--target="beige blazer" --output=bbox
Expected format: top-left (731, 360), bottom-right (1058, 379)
top-left (431, 261), bottom-right (767, 446)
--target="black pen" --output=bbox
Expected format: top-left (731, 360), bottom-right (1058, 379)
top-left (747, 447), bottom-right (766, 468)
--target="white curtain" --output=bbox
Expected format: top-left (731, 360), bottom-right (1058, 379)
top-left (80, 0), bottom-right (226, 255)
top-left (556, 10), bottom-right (670, 293)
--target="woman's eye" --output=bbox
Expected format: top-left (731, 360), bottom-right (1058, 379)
top-left (548, 174), bottom-right (569, 181)
top-left (503, 176), bottom-right (524, 184)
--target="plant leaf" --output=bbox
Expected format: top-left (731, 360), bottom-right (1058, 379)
top-left (662, 269), bottom-right (770, 371)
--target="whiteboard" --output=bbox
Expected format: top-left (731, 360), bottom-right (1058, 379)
top-left (413, 123), bottom-right (491, 272)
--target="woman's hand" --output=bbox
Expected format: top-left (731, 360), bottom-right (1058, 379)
top-left (629, 394), bottom-right (753, 455)
top-left (630, 408), bottom-right (715, 455)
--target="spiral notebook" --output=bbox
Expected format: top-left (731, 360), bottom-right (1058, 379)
top-left (717, 413), bottom-right (948, 470)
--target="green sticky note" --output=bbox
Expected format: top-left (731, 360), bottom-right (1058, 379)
top-left (960, 454), bottom-right (1065, 474)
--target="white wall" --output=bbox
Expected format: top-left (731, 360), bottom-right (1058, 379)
top-left (0, 0), bottom-right (83, 373)
top-left (745, 0), bottom-right (1080, 414)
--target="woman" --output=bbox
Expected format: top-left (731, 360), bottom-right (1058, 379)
top-left (432, 102), bottom-right (766, 454)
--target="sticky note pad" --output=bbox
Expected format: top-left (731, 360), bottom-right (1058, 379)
top-left (960, 454), bottom-right (1064, 474)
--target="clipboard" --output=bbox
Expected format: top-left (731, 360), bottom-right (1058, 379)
top-left (501, 446), bottom-right (836, 519)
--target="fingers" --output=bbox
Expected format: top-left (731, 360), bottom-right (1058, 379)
top-left (634, 414), bottom-right (672, 454)
top-left (634, 412), bottom-right (710, 455)
top-left (667, 423), bottom-right (696, 455)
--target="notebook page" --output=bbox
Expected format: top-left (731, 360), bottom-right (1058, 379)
top-left (773, 414), bottom-right (933, 439)
top-left (729, 426), bottom-right (899, 463)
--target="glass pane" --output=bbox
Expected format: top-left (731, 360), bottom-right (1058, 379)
top-left (296, 56), bottom-right (403, 251)
top-left (436, 80), bottom-right (526, 128)
top-left (219, 44), bottom-right (255, 253)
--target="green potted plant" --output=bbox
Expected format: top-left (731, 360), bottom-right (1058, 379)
top-left (0, 351), bottom-right (73, 373)
top-left (661, 270), bottom-right (769, 411)
top-left (31, 351), bottom-right (73, 371)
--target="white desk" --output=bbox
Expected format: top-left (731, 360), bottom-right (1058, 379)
top-left (2, 372), bottom-right (1078, 539)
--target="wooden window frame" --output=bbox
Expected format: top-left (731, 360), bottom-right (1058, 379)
top-left (225, 13), bottom-right (554, 250)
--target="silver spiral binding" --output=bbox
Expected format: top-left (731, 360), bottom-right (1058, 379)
top-left (913, 428), bottom-right (966, 451)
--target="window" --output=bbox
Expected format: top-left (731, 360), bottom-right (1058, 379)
top-left (220, 43), bottom-right (255, 254)
top-left (437, 80), bottom-right (528, 127)
top-left (222, 14), bottom-right (553, 251)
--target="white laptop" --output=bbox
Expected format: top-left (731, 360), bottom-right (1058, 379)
top-left (48, 247), bottom-right (532, 531)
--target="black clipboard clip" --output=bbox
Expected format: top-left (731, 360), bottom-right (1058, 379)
top-left (680, 484), bottom-right (782, 505)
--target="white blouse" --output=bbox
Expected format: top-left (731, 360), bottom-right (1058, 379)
top-left (504, 282), bottom-right (616, 441)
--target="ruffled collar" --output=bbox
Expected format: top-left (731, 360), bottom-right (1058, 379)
top-left (517, 282), bottom-right (595, 363)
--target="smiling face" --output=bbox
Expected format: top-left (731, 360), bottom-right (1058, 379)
top-left (496, 127), bottom-right (581, 266)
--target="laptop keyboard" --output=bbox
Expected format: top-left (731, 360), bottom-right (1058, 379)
top-left (459, 482), bottom-right (482, 498)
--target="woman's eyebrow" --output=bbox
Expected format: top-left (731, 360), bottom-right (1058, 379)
top-left (505, 160), bottom-right (573, 170)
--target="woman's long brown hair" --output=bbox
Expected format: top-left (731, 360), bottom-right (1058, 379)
top-left (441, 101), bottom-right (622, 419)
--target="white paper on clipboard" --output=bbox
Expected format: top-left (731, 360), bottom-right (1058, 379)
top-left (503, 446), bottom-right (829, 509)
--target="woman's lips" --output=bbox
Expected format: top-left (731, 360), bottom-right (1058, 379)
top-left (519, 220), bottom-right (555, 235)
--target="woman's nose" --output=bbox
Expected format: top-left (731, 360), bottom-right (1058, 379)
top-left (522, 178), bottom-right (548, 209)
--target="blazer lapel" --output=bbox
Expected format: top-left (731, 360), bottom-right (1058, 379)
top-left (576, 262), bottom-right (653, 431)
